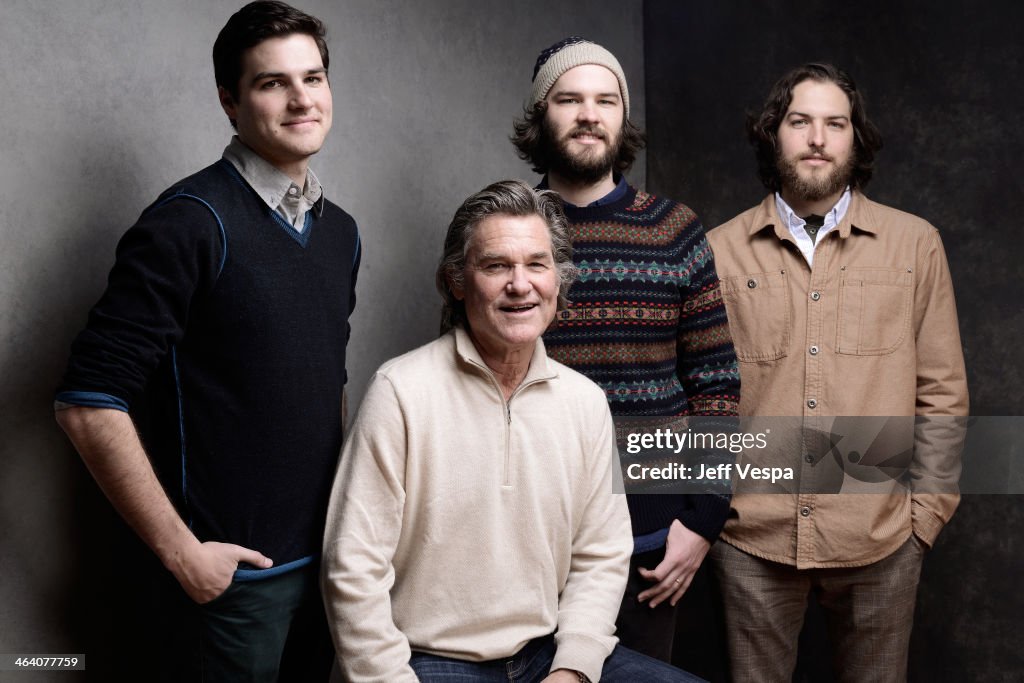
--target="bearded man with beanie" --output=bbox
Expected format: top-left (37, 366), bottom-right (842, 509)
top-left (511, 37), bottom-right (741, 664)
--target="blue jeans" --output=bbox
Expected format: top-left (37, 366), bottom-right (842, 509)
top-left (409, 633), bottom-right (705, 682)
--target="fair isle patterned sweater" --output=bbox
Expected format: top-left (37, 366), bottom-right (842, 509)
top-left (543, 184), bottom-right (741, 540)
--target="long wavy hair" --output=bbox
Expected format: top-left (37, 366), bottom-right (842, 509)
top-left (510, 100), bottom-right (646, 175)
top-left (748, 63), bottom-right (883, 192)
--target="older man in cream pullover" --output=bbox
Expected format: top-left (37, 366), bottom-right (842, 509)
top-left (322, 181), bottom-right (702, 683)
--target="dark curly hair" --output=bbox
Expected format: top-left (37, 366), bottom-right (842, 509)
top-left (748, 63), bottom-right (882, 192)
top-left (510, 100), bottom-right (646, 175)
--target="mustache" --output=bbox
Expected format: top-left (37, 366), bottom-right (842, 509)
top-left (566, 124), bottom-right (607, 140)
top-left (801, 146), bottom-right (834, 162)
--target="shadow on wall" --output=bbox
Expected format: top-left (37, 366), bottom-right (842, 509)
top-left (2, 1), bottom-right (647, 675)
top-left (0, 118), bottom-right (166, 664)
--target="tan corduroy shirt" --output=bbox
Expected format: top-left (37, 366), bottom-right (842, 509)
top-left (707, 192), bottom-right (968, 568)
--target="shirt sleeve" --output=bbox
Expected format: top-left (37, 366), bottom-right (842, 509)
top-left (552, 403), bottom-right (633, 683)
top-left (321, 373), bottom-right (418, 683)
top-left (56, 196), bottom-right (225, 410)
top-left (909, 227), bottom-right (969, 546)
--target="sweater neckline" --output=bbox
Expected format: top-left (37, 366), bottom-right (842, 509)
top-left (220, 159), bottom-right (316, 248)
top-left (561, 184), bottom-right (638, 222)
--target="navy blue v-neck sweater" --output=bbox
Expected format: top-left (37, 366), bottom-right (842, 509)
top-left (58, 160), bottom-right (360, 573)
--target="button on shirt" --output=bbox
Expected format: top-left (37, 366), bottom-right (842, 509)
top-left (707, 192), bottom-right (968, 568)
top-left (222, 136), bottom-right (323, 232)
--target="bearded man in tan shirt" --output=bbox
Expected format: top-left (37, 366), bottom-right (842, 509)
top-left (706, 63), bottom-right (968, 682)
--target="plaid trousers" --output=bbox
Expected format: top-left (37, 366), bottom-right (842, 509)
top-left (711, 535), bottom-right (925, 682)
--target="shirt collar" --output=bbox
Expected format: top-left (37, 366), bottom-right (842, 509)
top-left (222, 136), bottom-right (323, 212)
top-left (774, 187), bottom-right (852, 238)
top-left (747, 189), bottom-right (878, 240)
top-left (453, 326), bottom-right (558, 386)
top-left (538, 173), bottom-right (628, 208)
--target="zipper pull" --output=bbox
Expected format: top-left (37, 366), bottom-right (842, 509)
top-left (506, 404), bottom-right (512, 424)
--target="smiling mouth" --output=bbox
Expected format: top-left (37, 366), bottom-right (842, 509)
top-left (284, 119), bottom-right (318, 127)
top-left (569, 127), bottom-right (605, 143)
top-left (500, 303), bottom-right (537, 313)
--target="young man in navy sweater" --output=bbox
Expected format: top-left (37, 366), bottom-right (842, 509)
top-left (55, 2), bottom-right (359, 680)
top-left (511, 37), bottom-right (740, 665)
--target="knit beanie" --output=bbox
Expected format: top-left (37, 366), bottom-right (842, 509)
top-left (530, 36), bottom-right (630, 117)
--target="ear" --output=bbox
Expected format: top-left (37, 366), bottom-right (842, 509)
top-left (218, 86), bottom-right (238, 123)
top-left (448, 272), bottom-right (465, 301)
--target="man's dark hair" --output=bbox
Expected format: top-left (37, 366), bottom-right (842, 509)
top-left (748, 63), bottom-right (883, 192)
top-left (510, 100), bottom-right (646, 175)
top-left (213, 1), bottom-right (328, 102)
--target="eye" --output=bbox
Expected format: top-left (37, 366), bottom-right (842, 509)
top-left (305, 75), bottom-right (325, 85)
top-left (828, 121), bottom-right (847, 130)
top-left (789, 118), bottom-right (807, 128)
top-left (555, 97), bottom-right (580, 105)
top-left (528, 262), bottom-right (550, 272)
top-left (260, 79), bottom-right (283, 90)
top-left (482, 263), bottom-right (510, 274)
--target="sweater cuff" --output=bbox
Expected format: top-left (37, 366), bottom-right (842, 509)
top-left (552, 633), bottom-right (614, 683)
top-left (625, 494), bottom-right (689, 537)
top-left (677, 493), bottom-right (731, 542)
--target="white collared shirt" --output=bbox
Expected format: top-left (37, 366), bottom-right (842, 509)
top-left (774, 188), bottom-right (852, 266)
top-left (222, 136), bottom-right (323, 233)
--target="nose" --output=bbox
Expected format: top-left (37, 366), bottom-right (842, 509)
top-left (809, 121), bottom-right (826, 148)
top-left (290, 83), bottom-right (314, 110)
top-left (505, 265), bottom-right (533, 295)
top-left (576, 99), bottom-right (599, 124)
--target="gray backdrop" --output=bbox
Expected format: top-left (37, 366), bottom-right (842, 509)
top-left (4, 0), bottom-right (1019, 681)
top-left (0, 1), bottom-right (643, 679)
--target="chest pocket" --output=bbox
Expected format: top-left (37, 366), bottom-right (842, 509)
top-left (720, 271), bottom-right (790, 362)
top-left (836, 268), bottom-right (913, 355)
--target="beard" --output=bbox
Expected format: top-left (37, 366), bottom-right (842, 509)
top-left (777, 146), bottom-right (856, 202)
top-left (540, 117), bottom-right (622, 185)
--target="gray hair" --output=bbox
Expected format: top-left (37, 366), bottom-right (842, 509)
top-left (436, 179), bottom-right (578, 334)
